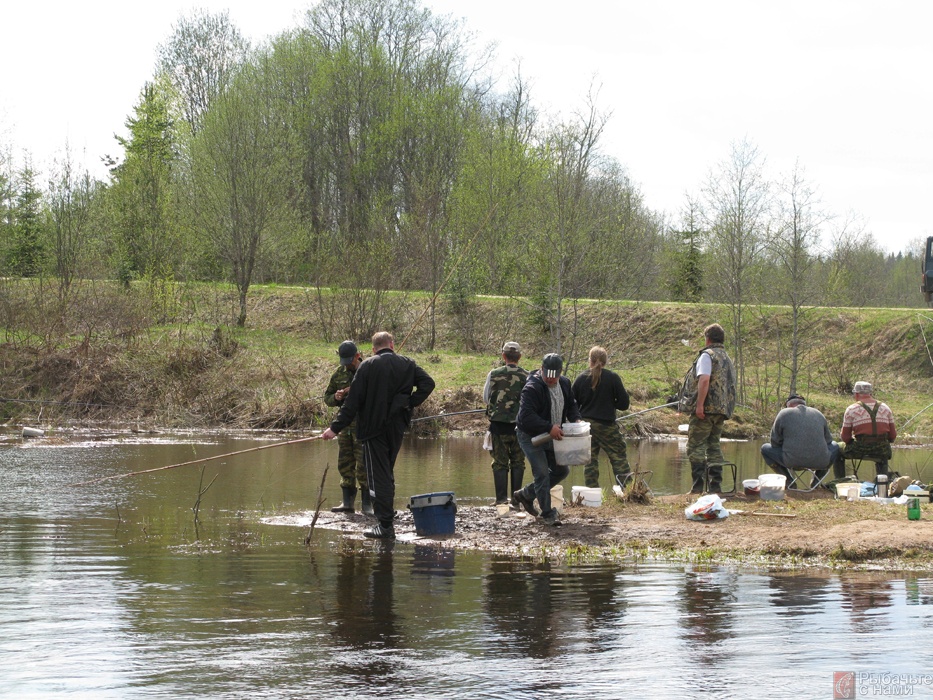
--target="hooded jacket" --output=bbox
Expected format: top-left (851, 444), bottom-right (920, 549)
top-left (516, 370), bottom-right (582, 437)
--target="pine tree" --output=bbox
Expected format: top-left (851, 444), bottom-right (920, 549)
top-left (7, 160), bottom-right (46, 277)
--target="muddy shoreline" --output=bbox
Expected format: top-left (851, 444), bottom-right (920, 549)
top-left (271, 488), bottom-right (933, 572)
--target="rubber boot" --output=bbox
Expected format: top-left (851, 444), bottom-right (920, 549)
top-left (690, 461), bottom-right (706, 494)
top-left (360, 487), bottom-right (375, 516)
top-left (510, 467), bottom-right (525, 508)
top-left (875, 461), bottom-right (889, 477)
top-left (493, 470), bottom-right (509, 505)
top-left (331, 486), bottom-right (356, 513)
top-left (833, 454), bottom-right (847, 480)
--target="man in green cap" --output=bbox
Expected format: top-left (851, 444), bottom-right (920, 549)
top-left (323, 340), bottom-right (371, 514)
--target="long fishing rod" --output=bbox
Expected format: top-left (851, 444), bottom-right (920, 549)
top-left (616, 401), bottom-right (678, 421)
top-left (411, 408), bottom-right (486, 423)
top-left (68, 434), bottom-right (324, 487)
top-left (1, 396), bottom-right (124, 409)
top-left (900, 400), bottom-right (933, 431)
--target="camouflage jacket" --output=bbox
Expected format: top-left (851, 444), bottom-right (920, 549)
top-left (324, 366), bottom-right (354, 408)
top-left (677, 344), bottom-right (736, 418)
top-left (484, 364), bottom-right (528, 424)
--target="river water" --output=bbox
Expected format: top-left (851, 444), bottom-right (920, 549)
top-left (2, 431), bottom-right (932, 698)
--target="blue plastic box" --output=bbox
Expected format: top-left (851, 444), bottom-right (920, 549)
top-left (409, 492), bottom-right (456, 536)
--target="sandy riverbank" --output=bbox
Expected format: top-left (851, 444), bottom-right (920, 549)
top-left (269, 487), bottom-right (933, 572)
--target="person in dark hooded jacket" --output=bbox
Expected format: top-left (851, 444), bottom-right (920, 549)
top-left (513, 353), bottom-right (582, 526)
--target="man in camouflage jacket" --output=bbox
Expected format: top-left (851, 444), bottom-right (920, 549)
top-left (324, 340), bottom-right (370, 514)
top-left (482, 341), bottom-right (528, 507)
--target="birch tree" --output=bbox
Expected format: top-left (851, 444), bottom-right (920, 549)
top-left (769, 161), bottom-right (826, 394)
top-left (189, 57), bottom-right (289, 327)
top-left (157, 9), bottom-right (249, 137)
top-left (702, 139), bottom-right (771, 402)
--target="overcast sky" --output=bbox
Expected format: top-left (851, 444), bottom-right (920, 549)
top-left (2, 0), bottom-right (930, 255)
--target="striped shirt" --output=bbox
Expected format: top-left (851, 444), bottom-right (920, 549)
top-left (840, 400), bottom-right (897, 443)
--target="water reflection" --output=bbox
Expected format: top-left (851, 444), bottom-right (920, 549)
top-left (767, 572), bottom-right (833, 616)
top-left (839, 574), bottom-right (895, 633)
top-left (482, 556), bottom-right (626, 660)
top-left (328, 543), bottom-right (403, 681)
top-left (678, 566), bottom-right (737, 662)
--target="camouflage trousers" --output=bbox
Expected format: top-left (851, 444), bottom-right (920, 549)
top-left (835, 439), bottom-right (892, 478)
top-left (337, 428), bottom-right (367, 489)
top-left (839, 439), bottom-right (892, 462)
top-left (686, 414), bottom-right (726, 465)
top-left (584, 421), bottom-right (631, 488)
top-left (490, 433), bottom-right (525, 473)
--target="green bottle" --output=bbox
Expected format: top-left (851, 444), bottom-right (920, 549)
top-left (908, 497), bottom-right (921, 521)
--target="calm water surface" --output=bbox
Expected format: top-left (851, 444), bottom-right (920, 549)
top-left (2, 431), bottom-right (932, 698)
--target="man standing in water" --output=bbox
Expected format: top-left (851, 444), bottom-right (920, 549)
top-left (322, 332), bottom-right (435, 539)
top-left (678, 323), bottom-right (736, 493)
top-left (323, 340), bottom-right (371, 515)
top-left (482, 341), bottom-right (528, 509)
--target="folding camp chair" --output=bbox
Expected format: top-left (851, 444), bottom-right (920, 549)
top-left (786, 465), bottom-right (831, 492)
top-left (845, 456), bottom-right (897, 482)
top-left (704, 462), bottom-right (738, 494)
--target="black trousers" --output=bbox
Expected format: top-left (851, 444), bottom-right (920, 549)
top-left (362, 420), bottom-right (407, 527)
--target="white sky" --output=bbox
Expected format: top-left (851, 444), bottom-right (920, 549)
top-left (2, 0), bottom-right (930, 255)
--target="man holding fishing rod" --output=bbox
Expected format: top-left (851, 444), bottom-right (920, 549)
top-left (324, 340), bottom-right (372, 515)
top-left (321, 332), bottom-right (435, 540)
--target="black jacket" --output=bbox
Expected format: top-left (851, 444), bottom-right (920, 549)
top-left (516, 370), bottom-right (581, 436)
top-left (330, 348), bottom-right (435, 441)
top-left (571, 368), bottom-right (629, 424)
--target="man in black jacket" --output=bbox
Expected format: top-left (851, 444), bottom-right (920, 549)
top-left (322, 332), bottom-right (435, 539)
top-left (513, 353), bottom-right (582, 526)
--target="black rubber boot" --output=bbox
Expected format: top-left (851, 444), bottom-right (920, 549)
top-left (510, 467), bottom-right (524, 508)
top-left (493, 470), bottom-right (509, 505)
top-left (876, 461), bottom-right (890, 477)
top-left (833, 454), bottom-right (847, 480)
top-left (690, 462), bottom-right (706, 494)
top-left (360, 487), bottom-right (375, 516)
top-left (513, 488), bottom-right (539, 516)
top-left (331, 486), bottom-right (356, 513)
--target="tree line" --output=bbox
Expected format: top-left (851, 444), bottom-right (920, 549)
top-left (0, 0), bottom-right (927, 348)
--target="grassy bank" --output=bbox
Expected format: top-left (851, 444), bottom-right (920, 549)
top-left (2, 280), bottom-right (933, 440)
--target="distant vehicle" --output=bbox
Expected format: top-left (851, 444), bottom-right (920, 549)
top-left (924, 236), bottom-right (933, 306)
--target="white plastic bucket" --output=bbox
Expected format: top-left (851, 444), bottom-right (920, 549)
top-left (22, 427), bottom-right (45, 438)
top-left (758, 474), bottom-right (786, 501)
top-left (553, 434), bottom-right (591, 465)
top-left (742, 478), bottom-right (760, 498)
top-left (550, 485), bottom-right (564, 513)
top-left (561, 421), bottom-right (591, 436)
top-left (571, 485), bottom-right (602, 507)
